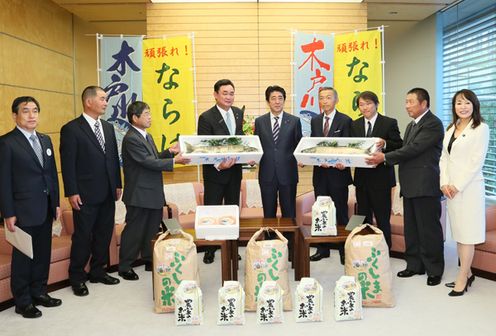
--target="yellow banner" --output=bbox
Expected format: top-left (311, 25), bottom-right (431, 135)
top-left (334, 31), bottom-right (383, 120)
top-left (142, 36), bottom-right (195, 152)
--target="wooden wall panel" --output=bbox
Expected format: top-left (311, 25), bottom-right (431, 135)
top-left (0, 0), bottom-right (73, 56)
top-left (0, 86), bottom-right (9, 136)
top-left (2, 36), bottom-right (74, 94)
top-left (73, 15), bottom-right (98, 103)
top-left (148, 2), bottom-right (366, 190)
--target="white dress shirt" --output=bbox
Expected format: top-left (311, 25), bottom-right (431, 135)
top-left (82, 112), bottom-right (106, 143)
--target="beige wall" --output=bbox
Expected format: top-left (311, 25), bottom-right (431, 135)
top-left (372, 15), bottom-right (438, 134)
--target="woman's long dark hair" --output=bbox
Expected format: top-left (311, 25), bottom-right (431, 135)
top-left (447, 89), bottom-right (484, 130)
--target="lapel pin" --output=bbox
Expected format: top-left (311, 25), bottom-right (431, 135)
top-left (46, 148), bottom-right (52, 156)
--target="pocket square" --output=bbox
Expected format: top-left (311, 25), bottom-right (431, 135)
top-left (334, 130), bottom-right (341, 133)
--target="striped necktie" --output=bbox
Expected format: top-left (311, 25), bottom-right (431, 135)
top-left (273, 116), bottom-right (280, 143)
top-left (323, 116), bottom-right (330, 136)
top-left (30, 134), bottom-right (44, 167)
top-left (94, 121), bottom-right (106, 152)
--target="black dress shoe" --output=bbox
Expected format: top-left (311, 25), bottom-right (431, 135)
top-left (445, 281), bottom-right (456, 288)
top-left (33, 294), bottom-right (62, 307)
top-left (72, 282), bottom-right (89, 296)
top-left (203, 250), bottom-right (215, 264)
top-left (397, 269), bottom-right (425, 278)
top-left (144, 262), bottom-right (153, 272)
top-left (15, 304), bottom-right (42, 318)
top-left (427, 275), bottom-right (442, 286)
top-left (309, 251), bottom-right (330, 262)
top-left (89, 273), bottom-right (120, 285)
top-left (119, 269), bottom-right (139, 281)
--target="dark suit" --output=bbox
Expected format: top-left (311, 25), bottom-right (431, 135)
top-left (0, 128), bottom-right (59, 308)
top-left (197, 105), bottom-right (244, 206)
top-left (119, 126), bottom-right (174, 272)
top-left (351, 114), bottom-right (403, 248)
top-left (311, 111), bottom-right (353, 225)
top-left (385, 110), bottom-right (444, 276)
top-left (310, 111), bottom-right (352, 258)
top-left (60, 115), bottom-right (122, 285)
top-left (254, 112), bottom-right (302, 218)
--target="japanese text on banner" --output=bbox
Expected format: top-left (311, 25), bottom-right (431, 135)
top-left (100, 36), bottom-right (143, 161)
top-left (294, 33), bottom-right (334, 136)
top-left (334, 30), bottom-right (383, 120)
top-left (142, 37), bottom-right (196, 152)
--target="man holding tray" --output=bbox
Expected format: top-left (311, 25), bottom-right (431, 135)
top-left (197, 79), bottom-right (245, 264)
top-left (309, 87), bottom-right (352, 263)
top-left (367, 88), bottom-right (444, 286)
top-left (118, 101), bottom-right (190, 281)
top-left (351, 91), bottom-right (403, 249)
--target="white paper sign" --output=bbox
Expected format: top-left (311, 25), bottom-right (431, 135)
top-left (5, 226), bottom-right (33, 259)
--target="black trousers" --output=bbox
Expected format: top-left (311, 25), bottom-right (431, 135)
top-left (69, 195), bottom-right (115, 284)
top-left (356, 186), bottom-right (392, 249)
top-left (259, 179), bottom-right (297, 218)
top-left (403, 196), bottom-right (444, 277)
top-left (11, 203), bottom-right (53, 308)
top-left (203, 178), bottom-right (241, 206)
top-left (119, 206), bottom-right (162, 272)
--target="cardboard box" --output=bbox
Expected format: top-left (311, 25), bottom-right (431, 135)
top-left (293, 137), bottom-right (379, 167)
top-left (179, 135), bottom-right (263, 165)
top-left (195, 205), bottom-right (239, 240)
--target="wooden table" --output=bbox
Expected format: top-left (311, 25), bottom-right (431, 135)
top-left (231, 217), bottom-right (300, 281)
top-left (152, 230), bottom-right (232, 285)
top-left (297, 225), bottom-right (351, 280)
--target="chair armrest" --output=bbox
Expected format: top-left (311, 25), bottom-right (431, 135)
top-left (0, 228), bottom-right (12, 255)
top-left (167, 202), bottom-right (179, 219)
top-left (486, 205), bottom-right (496, 231)
top-left (295, 192), bottom-right (315, 226)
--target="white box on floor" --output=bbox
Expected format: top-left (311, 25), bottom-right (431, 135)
top-left (195, 205), bottom-right (240, 240)
top-left (179, 135), bottom-right (263, 165)
top-left (293, 137), bottom-right (379, 167)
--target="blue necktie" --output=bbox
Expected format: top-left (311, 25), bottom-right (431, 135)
top-left (225, 112), bottom-right (234, 135)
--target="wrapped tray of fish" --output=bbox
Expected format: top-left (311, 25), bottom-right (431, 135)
top-left (179, 135), bottom-right (263, 165)
top-left (293, 137), bottom-right (379, 168)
